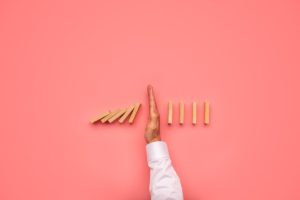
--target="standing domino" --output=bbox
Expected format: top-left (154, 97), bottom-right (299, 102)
top-left (179, 102), bottom-right (184, 125)
top-left (204, 101), bottom-right (210, 125)
top-left (168, 101), bottom-right (173, 125)
top-left (192, 101), bottom-right (197, 125)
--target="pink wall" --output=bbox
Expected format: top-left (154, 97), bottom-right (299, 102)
top-left (0, 0), bottom-right (300, 199)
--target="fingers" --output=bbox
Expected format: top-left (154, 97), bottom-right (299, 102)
top-left (147, 85), bottom-right (157, 111)
top-left (145, 85), bottom-right (161, 141)
top-left (147, 85), bottom-right (157, 108)
top-left (147, 85), bottom-right (159, 118)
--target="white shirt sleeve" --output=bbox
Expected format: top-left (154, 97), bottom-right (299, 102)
top-left (146, 141), bottom-right (184, 200)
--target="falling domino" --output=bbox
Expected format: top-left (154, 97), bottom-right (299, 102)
top-left (128, 103), bottom-right (141, 124)
top-left (108, 108), bottom-right (127, 123)
top-left (101, 109), bottom-right (120, 123)
top-left (204, 101), bottom-right (210, 125)
top-left (168, 101), bottom-right (173, 125)
top-left (90, 111), bottom-right (110, 124)
top-left (192, 101), bottom-right (197, 125)
top-left (179, 102), bottom-right (184, 125)
top-left (119, 104), bottom-right (135, 123)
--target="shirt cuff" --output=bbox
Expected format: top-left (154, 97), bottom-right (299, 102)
top-left (146, 141), bottom-right (170, 162)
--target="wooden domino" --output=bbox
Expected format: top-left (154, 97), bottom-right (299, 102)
top-left (179, 102), bottom-right (184, 125)
top-left (108, 108), bottom-right (127, 123)
top-left (192, 101), bottom-right (197, 125)
top-left (128, 103), bottom-right (141, 124)
top-left (168, 101), bottom-right (173, 125)
top-left (101, 109), bottom-right (120, 123)
top-left (204, 101), bottom-right (210, 125)
top-left (119, 104), bottom-right (135, 123)
top-left (90, 111), bottom-right (110, 124)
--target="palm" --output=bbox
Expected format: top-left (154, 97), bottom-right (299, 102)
top-left (145, 85), bottom-right (161, 143)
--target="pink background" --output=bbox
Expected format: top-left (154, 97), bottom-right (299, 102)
top-left (0, 0), bottom-right (300, 199)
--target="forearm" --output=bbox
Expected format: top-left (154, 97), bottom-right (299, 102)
top-left (147, 141), bottom-right (183, 200)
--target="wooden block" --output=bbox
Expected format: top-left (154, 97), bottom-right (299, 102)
top-left (204, 101), bottom-right (210, 125)
top-left (168, 101), bottom-right (173, 125)
top-left (90, 111), bottom-right (110, 124)
top-left (101, 109), bottom-right (120, 123)
top-left (192, 101), bottom-right (197, 125)
top-left (119, 104), bottom-right (135, 123)
top-left (128, 103), bottom-right (141, 124)
top-left (108, 108), bottom-right (127, 123)
top-left (179, 102), bottom-right (184, 125)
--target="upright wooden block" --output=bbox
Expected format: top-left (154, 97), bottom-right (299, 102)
top-left (90, 111), bottom-right (110, 124)
top-left (128, 103), bottom-right (141, 124)
top-left (204, 101), bottom-right (210, 125)
top-left (192, 101), bottom-right (197, 125)
top-left (179, 102), bottom-right (184, 125)
top-left (108, 108), bottom-right (127, 123)
top-left (168, 101), bottom-right (173, 125)
top-left (101, 109), bottom-right (120, 123)
top-left (119, 104), bottom-right (135, 123)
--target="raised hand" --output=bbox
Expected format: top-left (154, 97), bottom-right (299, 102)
top-left (145, 85), bottom-right (161, 143)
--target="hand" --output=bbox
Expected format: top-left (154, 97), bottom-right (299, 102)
top-left (145, 85), bottom-right (161, 144)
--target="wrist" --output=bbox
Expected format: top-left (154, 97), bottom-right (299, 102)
top-left (147, 136), bottom-right (161, 144)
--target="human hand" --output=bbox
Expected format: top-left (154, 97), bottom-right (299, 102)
top-left (145, 85), bottom-right (161, 144)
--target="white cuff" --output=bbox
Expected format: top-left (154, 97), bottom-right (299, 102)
top-left (146, 141), bottom-right (170, 162)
